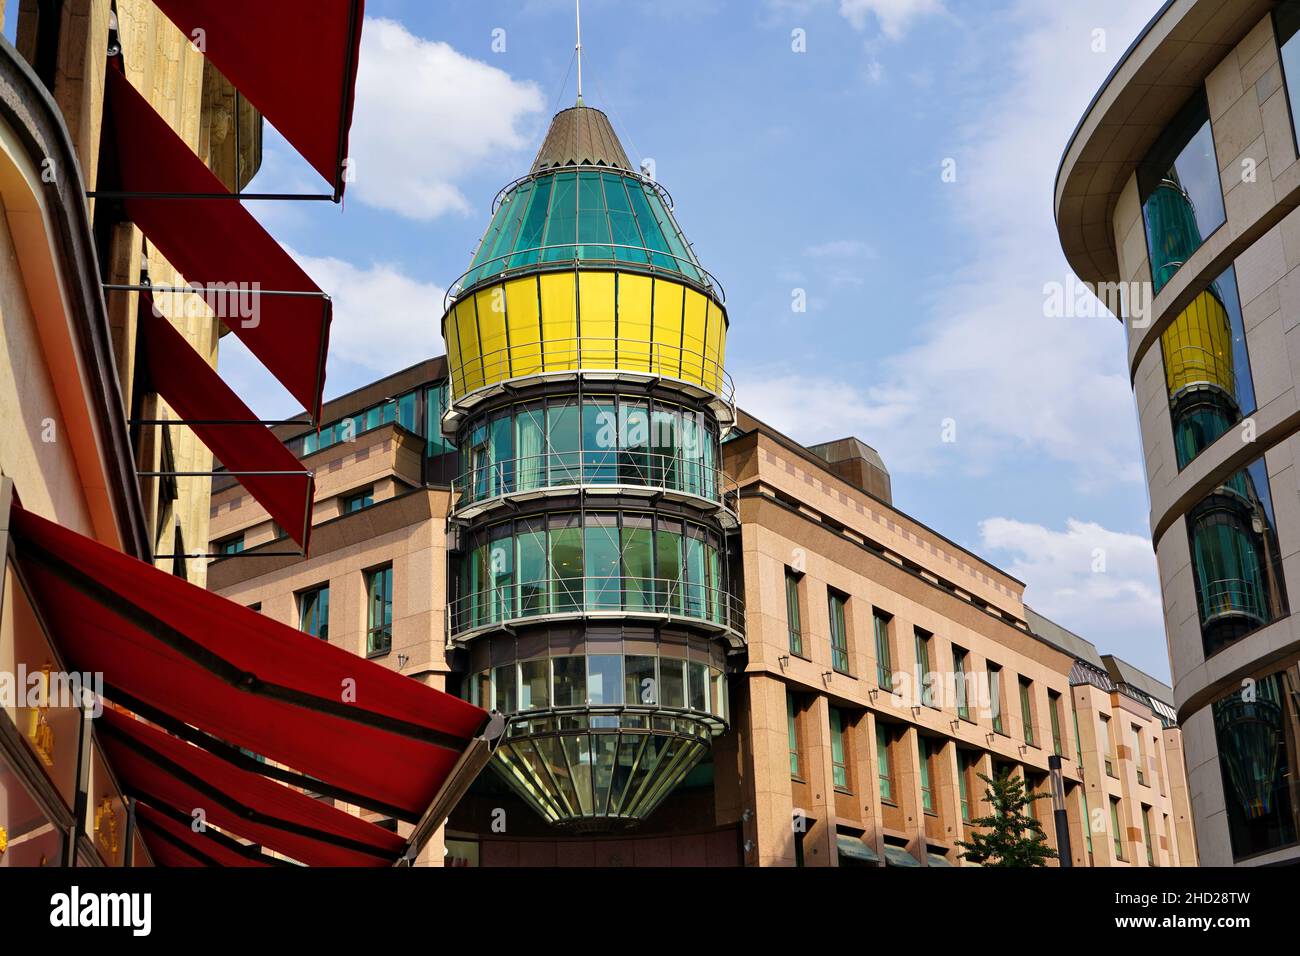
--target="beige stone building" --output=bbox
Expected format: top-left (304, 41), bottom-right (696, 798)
top-left (1057, 0), bottom-right (1300, 866)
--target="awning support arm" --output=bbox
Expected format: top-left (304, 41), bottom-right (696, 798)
top-left (397, 712), bottom-right (506, 866)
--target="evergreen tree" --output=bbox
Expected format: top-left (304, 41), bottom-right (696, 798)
top-left (955, 769), bottom-right (1058, 867)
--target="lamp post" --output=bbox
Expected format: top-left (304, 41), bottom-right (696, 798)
top-left (1048, 754), bottom-right (1072, 866)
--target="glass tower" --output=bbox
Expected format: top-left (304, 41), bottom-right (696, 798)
top-left (439, 104), bottom-right (742, 828)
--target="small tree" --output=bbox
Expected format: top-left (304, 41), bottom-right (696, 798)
top-left (955, 769), bottom-right (1057, 867)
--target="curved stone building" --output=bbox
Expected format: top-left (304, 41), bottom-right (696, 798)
top-left (438, 102), bottom-right (740, 827)
top-left (1057, 0), bottom-right (1300, 866)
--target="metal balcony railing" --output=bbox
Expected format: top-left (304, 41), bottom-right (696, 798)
top-left (448, 575), bottom-right (745, 642)
top-left (452, 451), bottom-right (738, 512)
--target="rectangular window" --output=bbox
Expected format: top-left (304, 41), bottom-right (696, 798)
top-left (218, 535), bottom-right (244, 556)
top-left (1019, 677), bottom-right (1035, 746)
top-left (1137, 90), bottom-right (1224, 295)
top-left (519, 659), bottom-right (550, 710)
top-left (343, 488), bottom-right (374, 513)
top-left (784, 569), bottom-right (803, 656)
top-left (1185, 456), bottom-right (1288, 658)
top-left (1133, 724), bottom-right (1147, 787)
top-left (957, 750), bottom-right (973, 822)
top-left (953, 646), bottom-right (970, 720)
top-left (1110, 797), bottom-right (1125, 861)
top-left (1102, 715), bottom-right (1116, 777)
top-left (872, 610), bottom-right (892, 690)
top-left (1142, 805), bottom-right (1155, 865)
top-left (914, 628), bottom-right (933, 707)
top-left (1049, 690), bottom-right (1064, 756)
top-left (829, 708), bottom-right (849, 791)
top-left (876, 723), bottom-right (893, 803)
top-left (919, 737), bottom-right (934, 814)
top-left (298, 584), bottom-right (329, 640)
top-left (828, 589), bottom-right (850, 674)
top-left (988, 664), bottom-right (1004, 734)
top-left (365, 564), bottom-right (393, 654)
top-left (1276, 3), bottom-right (1300, 155)
top-left (552, 656), bottom-right (586, 707)
top-left (787, 691), bottom-right (801, 778)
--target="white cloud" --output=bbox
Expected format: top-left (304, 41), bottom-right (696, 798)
top-left (216, 251), bottom-right (446, 417)
top-left (978, 517), bottom-right (1167, 676)
top-left (839, 0), bottom-right (944, 39)
top-left (348, 18), bottom-right (545, 220)
top-left (735, 0), bottom-right (1162, 491)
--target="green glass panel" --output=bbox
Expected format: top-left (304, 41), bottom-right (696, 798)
top-left (541, 172), bottom-right (578, 263)
top-left (550, 524), bottom-right (583, 612)
top-left (576, 172), bottom-right (613, 261)
top-left (509, 175), bottom-right (552, 268)
top-left (583, 521), bottom-right (620, 610)
top-left (602, 173), bottom-right (649, 264)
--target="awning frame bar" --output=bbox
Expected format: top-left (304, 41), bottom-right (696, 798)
top-left (134, 797), bottom-right (299, 867)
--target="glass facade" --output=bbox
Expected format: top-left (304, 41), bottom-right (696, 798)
top-left (452, 511), bottom-right (736, 636)
top-left (461, 170), bottom-right (705, 291)
top-left (1138, 91), bottom-right (1224, 296)
top-left (1159, 266), bottom-right (1255, 470)
top-left (1211, 661), bottom-right (1300, 860)
top-left (457, 394), bottom-right (721, 506)
top-left (288, 384), bottom-right (454, 459)
top-left (1185, 455), bottom-right (1288, 657)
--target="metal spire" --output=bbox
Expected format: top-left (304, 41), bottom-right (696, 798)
top-left (575, 0), bottom-right (584, 106)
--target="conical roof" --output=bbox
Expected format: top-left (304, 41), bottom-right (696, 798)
top-left (532, 105), bottom-right (633, 172)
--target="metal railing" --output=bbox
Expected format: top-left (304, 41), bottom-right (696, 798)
top-left (1200, 577), bottom-right (1268, 625)
top-left (446, 337), bottom-right (735, 408)
top-left (1163, 342), bottom-right (1237, 398)
top-left (452, 450), bottom-right (737, 510)
top-left (445, 241), bottom-right (724, 308)
top-left (448, 575), bottom-right (745, 640)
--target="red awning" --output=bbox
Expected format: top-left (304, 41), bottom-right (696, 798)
top-left (133, 803), bottom-right (273, 868)
top-left (139, 293), bottom-right (314, 551)
top-left (10, 507), bottom-right (495, 866)
top-left (101, 707), bottom-right (405, 867)
top-left (151, 0), bottom-right (364, 196)
top-left (104, 66), bottom-right (330, 420)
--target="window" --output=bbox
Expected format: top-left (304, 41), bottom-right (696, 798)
top-left (218, 535), bottom-right (244, 556)
top-left (1137, 90), bottom-right (1224, 295)
top-left (1133, 724), bottom-right (1147, 787)
top-left (1186, 455), bottom-right (1288, 658)
top-left (1102, 715), bottom-right (1116, 777)
top-left (343, 488), bottom-right (374, 513)
top-left (953, 646), bottom-right (970, 720)
top-left (520, 659), bottom-right (550, 710)
top-left (1211, 664), bottom-right (1300, 860)
top-left (784, 569), bottom-right (803, 656)
top-left (553, 656), bottom-right (586, 706)
top-left (873, 610), bottom-right (893, 690)
top-left (914, 628), bottom-right (933, 707)
top-left (787, 691), bottom-right (801, 778)
top-left (1019, 677), bottom-right (1035, 746)
top-left (876, 723), bottom-right (893, 803)
top-left (987, 664), bottom-right (1004, 734)
top-left (1276, 2), bottom-right (1300, 153)
top-left (919, 737), bottom-right (935, 814)
top-left (298, 584), bottom-right (329, 640)
top-left (1110, 797), bottom-right (1125, 861)
top-left (1159, 266), bottom-right (1255, 470)
top-left (828, 590), bottom-right (850, 674)
top-left (365, 564), bottom-right (393, 654)
top-left (957, 750), bottom-right (974, 822)
top-left (1048, 690), bottom-right (1064, 756)
top-left (829, 708), bottom-right (849, 791)
top-left (1142, 805), bottom-right (1155, 866)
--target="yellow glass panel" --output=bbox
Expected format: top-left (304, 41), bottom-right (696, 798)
top-left (475, 286), bottom-right (509, 383)
top-left (1161, 288), bottom-right (1234, 398)
top-left (539, 271), bottom-right (579, 372)
top-left (578, 271), bottom-right (617, 369)
top-left (455, 298), bottom-right (484, 393)
top-left (714, 301), bottom-right (728, 397)
top-left (704, 297), bottom-right (726, 394)
top-left (680, 288), bottom-right (708, 386)
top-left (443, 307), bottom-right (463, 397)
top-left (505, 276), bottom-right (542, 378)
top-left (617, 272), bottom-right (653, 373)
top-left (651, 278), bottom-right (684, 379)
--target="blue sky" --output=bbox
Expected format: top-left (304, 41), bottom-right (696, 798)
top-left (214, 0), bottom-right (1174, 677)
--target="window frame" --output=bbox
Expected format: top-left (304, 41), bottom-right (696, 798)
top-left (828, 588), bottom-right (851, 675)
top-left (365, 563), bottom-right (394, 656)
top-left (297, 583), bottom-right (330, 641)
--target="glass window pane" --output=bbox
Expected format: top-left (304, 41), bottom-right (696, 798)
top-left (583, 518), bottom-right (620, 610)
top-left (656, 525), bottom-right (683, 614)
top-left (660, 659), bottom-right (685, 708)
top-left (582, 399), bottom-right (617, 484)
top-left (576, 172), bottom-right (613, 261)
top-left (625, 655), bottom-right (657, 705)
top-left (493, 664), bottom-right (517, 713)
top-left (519, 659), bottom-right (550, 710)
top-left (517, 527), bottom-right (547, 616)
top-left (515, 405), bottom-right (545, 491)
top-left (602, 173), bottom-right (649, 264)
top-left (547, 402), bottom-right (580, 484)
top-left (552, 656), bottom-right (586, 707)
top-left (541, 172), bottom-right (578, 263)
top-left (621, 521), bottom-right (654, 611)
top-left (510, 176), bottom-right (553, 269)
top-left (550, 522), bottom-right (583, 612)
top-left (587, 655), bottom-right (623, 705)
top-left (618, 401), bottom-right (649, 485)
top-left (687, 661), bottom-right (709, 712)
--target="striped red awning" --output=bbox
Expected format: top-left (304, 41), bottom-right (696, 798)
top-left (10, 508), bottom-right (496, 866)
